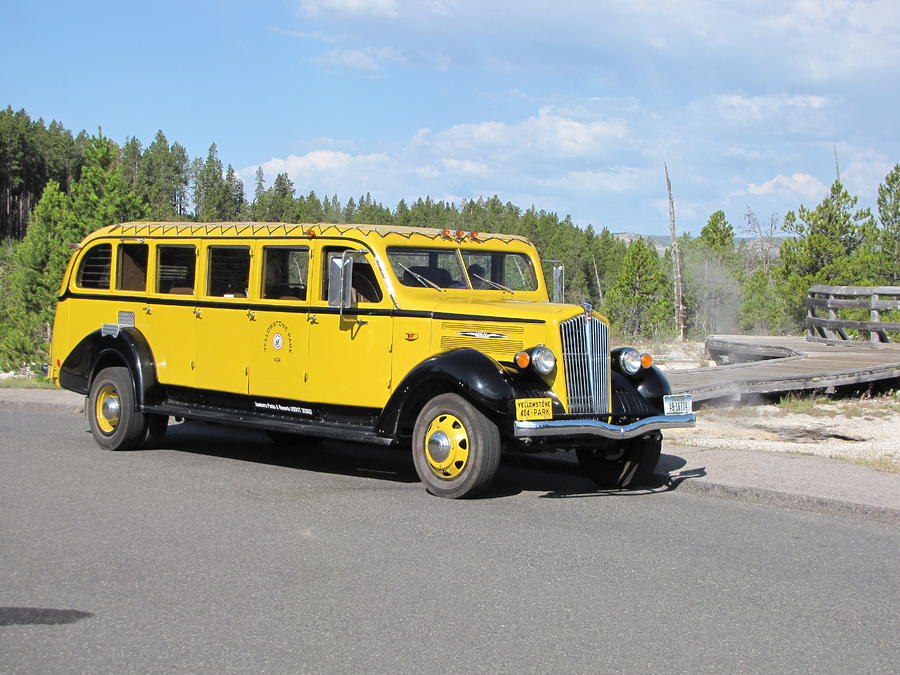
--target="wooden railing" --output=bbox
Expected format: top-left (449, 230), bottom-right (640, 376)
top-left (806, 285), bottom-right (900, 345)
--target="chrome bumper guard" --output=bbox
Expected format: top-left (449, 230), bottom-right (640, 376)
top-left (513, 413), bottom-right (696, 440)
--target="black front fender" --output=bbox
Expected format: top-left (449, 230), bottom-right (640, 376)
top-left (377, 348), bottom-right (513, 438)
top-left (377, 348), bottom-right (566, 439)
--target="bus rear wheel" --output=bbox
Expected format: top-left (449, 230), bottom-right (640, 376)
top-left (412, 393), bottom-right (501, 499)
top-left (88, 366), bottom-right (150, 451)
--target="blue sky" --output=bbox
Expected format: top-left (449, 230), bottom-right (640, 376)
top-left (2, 0), bottom-right (898, 235)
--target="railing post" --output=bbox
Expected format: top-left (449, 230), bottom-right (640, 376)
top-left (870, 293), bottom-right (889, 344)
top-left (806, 290), bottom-right (816, 339)
top-left (827, 293), bottom-right (837, 340)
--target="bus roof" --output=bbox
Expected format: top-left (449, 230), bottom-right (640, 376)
top-left (87, 221), bottom-right (532, 245)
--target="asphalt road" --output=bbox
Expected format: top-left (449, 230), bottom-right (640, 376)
top-left (1, 408), bottom-right (898, 673)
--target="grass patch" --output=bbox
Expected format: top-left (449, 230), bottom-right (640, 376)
top-left (836, 454), bottom-right (900, 474)
top-left (776, 393), bottom-right (833, 416)
top-left (0, 377), bottom-right (54, 389)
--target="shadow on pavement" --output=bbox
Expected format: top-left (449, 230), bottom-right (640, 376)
top-left (158, 421), bottom-right (419, 484)
top-left (0, 607), bottom-right (94, 626)
top-left (147, 421), bottom-right (707, 500)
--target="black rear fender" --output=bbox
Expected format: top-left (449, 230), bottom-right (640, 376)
top-left (58, 328), bottom-right (160, 408)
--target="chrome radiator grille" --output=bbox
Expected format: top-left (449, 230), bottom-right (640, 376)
top-left (560, 313), bottom-right (610, 415)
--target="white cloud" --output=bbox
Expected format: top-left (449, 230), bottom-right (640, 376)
top-left (622, 0), bottom-right (900, 79)
top-left (745, 173), bottom-right (827, 202)
top-left (240, 150), bottom-right (393, 197)
top-left (267, 27), bottom-right (342, 43)
top-left (428, 106), bottom-right (629, 162)
top-left (300, 0), bottom-right (400, 18)
top-left (711, 93), bottom-right (828, 124)
top-left (237, 93), bottom-right (893, 234)
top-left (651, 197), bottom-right (700, 223)
top-left (543, 167), bottom-right (650, 193)
top-left (754, 0), bottom-right (900, 79)
top-left (441, 158), bottom-right (490, 175)
top-left (837, 146), bottom-right (894, 199)
top-left (313, 46), bottom-right (404, 72)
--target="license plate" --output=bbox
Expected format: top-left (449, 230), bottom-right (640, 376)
top-left (515, 398), bottom-right (553, 420)
top-left (663, 394), bottom-right (693, 415)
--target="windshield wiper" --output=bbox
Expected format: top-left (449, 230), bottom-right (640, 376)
top-left (397, 263), bottom-right (444, 291)
top-left (472, 273), bottom-right (512, 292)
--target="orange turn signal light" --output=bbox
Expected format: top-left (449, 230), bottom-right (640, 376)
top-left (641, 353), bottom-right (653, 369)
top-left (515, 351), bottom-right (531, 369)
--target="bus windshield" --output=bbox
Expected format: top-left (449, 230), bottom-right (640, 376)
top-left (387, 247), bottom-right (537, 291)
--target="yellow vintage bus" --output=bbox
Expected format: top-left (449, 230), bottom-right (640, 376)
top-left (49, 221), bottom-right (694, 498)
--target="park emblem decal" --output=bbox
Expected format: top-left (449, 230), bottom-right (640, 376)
top-left (263, 321), bottom-right (293, 362)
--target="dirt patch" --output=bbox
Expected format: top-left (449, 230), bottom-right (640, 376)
top-left (666, 395), bottom-right (900, 473)
top-left (635, 340), bottom-right (712, 370)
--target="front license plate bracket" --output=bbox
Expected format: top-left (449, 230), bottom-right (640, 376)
top-left (663, 394), bottom-right (693, 415)
top-left (515, 398), bottom-right (553, 421)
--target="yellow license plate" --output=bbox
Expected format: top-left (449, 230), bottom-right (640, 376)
top-left (515, 398), bottom-right (553, 420)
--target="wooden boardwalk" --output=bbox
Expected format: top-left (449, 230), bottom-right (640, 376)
top-left (666, 335), bottom-right (900, 402)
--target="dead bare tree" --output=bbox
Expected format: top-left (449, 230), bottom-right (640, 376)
top-left (742, 206), bottom-right (779, 274)
top-left (664, 163), bottom-right (685, 342)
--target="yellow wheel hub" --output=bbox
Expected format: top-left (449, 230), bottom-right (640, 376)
top-left (95, 384), bottom-right (121, 434)
top-left (424, 413), bottom-right (469, 479)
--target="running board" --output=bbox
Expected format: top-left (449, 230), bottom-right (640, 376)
top-left (142, 400), bottom-right (394, 446)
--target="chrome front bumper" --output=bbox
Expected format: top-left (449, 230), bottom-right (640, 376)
top-left (513, 414), bottom-right (696, 441)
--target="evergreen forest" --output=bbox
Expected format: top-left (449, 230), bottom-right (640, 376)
top-left (1, 105), bottom-right (898, 371)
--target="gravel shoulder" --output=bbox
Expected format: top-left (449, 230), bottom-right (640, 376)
top-left (666, 396), bottom-right (900, 473)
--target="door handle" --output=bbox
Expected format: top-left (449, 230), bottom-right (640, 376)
top-left (193, 308), bottom-right (202, 318)
top-left (307, 314), bottom-right (318, 324)
top-left (247, 310), bottom-right (256, 320)
top-left (142, 306), bottom-right (152, 315)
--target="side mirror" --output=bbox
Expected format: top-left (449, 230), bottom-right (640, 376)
top-left (542, 259), bottom-right (565, 303)
top-left (327, 254), bottom-right (354, 310)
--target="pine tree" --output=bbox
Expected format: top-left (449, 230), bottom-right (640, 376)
top-left (0, 135), bottom-right (145, 369)
top-left (223, 165), bottom-right (244, 220)
top-left (119, 137), bottom-right (142, 191)
top-left (139, 131), bottom-right (185, 221)
top-left (251, 167), bottom-right (266, 220)
top-left (877, 164), bottom-right (900, 283)
top-left (681, 211), bottom-right (744, 337)
top-left (602, 238), bottom-right (674, 340)
top-left (170, 142), bottom-right (190, 218)
top-left (194, 144), bottom-right (231, 221)
top-left (776, 180), bottom-right (887, 327)
top-left (739, 268), bottom-right (785, 334)
top-left (699, 210), bottom-right (736, 257)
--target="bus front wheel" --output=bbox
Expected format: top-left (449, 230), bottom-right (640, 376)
top-left (411, 393), bottom-right (501, 499)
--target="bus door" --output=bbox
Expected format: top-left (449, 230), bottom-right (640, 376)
top-left (194, 243), bottom-right (253, 394)
top-left (145, 242), bottom-right (200, 387)
top-left (304, 244), bottom-right (394, 408)
top-left (249, 245), bottom-right (311, 401)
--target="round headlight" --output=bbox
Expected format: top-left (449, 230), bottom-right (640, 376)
top-left (619, 347), bottom-right (642, 374)
top-left (531, 346), bottom-right (556, 374)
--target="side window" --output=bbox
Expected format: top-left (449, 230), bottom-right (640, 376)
top-left (156, 245), bottom-right (196, 294)
top-left (262, 247), bottom-right (309, 300)
top-left (321, 247), bottom-right (383, 303)
top-left (76, 243), bottom-right (112, 289)
top-left (206, 246), bottom-right (250, 298)
top-left (116, 243), bottom-right (148, 291)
